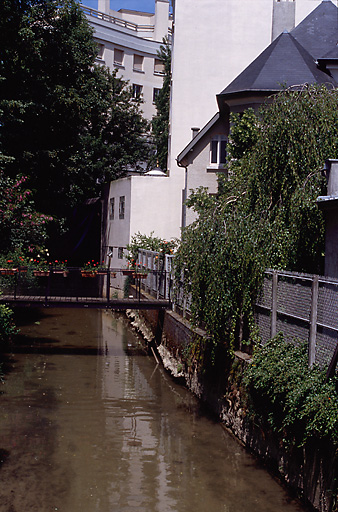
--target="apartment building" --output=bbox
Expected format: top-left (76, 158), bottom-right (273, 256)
top-left (82, 0), bottom-right (172, 121)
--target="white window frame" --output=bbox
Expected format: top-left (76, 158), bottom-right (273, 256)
top-left (208, 135), bottom-right (227, 170)
top-left (132, 84), bottom-right (143, 99)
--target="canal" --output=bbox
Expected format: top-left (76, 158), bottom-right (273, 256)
top-left (0, 308), bottom-right (307, 512)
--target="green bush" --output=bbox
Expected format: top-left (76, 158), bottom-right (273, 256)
top-left (244, 334), bottom-right (338, 447)
top-left (0, 304), bottom-right (17, 343)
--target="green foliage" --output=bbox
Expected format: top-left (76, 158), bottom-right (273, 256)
top-left (244, 335), bottom-right (338, 447)
top-left (0, 0), bottom-right (149, 223)
top-left (0, 304), bottom-right (17, 343)
top-left (176, 188), bottom-right (269, 354)
top-left (0, 172), bottom-right (52, 255)
top-left (227, 108), bottom-right (259, 160)
top-left (126, 231), bottom-right (177, 269)
top-left (175, 85), bottom-right (338, 363)
top-left (151, 38), bottom-right (171, 171)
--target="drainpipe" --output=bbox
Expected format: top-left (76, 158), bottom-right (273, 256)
top-left (176, 158), bottom-right (188, 230)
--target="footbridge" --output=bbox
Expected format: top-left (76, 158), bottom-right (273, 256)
top-left (0, 268), bottom-right (172, 310)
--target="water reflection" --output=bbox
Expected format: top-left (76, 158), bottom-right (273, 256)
top-left (0, 309), bottom-right (306, 512)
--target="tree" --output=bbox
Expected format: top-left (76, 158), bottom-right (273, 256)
top-left (0, 172), bottom-right (53, 256)
top-left (151, 38), bottom-right (171, 171)
top-left (0, 0), bottom-right (149, 222)
top-left (175, 85), bottom-right (338, 358)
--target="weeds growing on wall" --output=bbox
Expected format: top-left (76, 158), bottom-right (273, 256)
top-left (244, 335), bottom-right (338, 448)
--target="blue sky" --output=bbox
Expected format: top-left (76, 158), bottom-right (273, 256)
top-left (81, 0), bottom-right (157, 13)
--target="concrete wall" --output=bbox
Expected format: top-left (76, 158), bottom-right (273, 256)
top-left (103, 174), bottom-right (173, 273)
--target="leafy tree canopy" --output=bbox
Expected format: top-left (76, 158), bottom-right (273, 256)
top-left (151, 37), bottom-right (171, 171)
top-left (0, 0), bottom-right (149, 221)
top-left (175, 85), bottom-right (338, 356)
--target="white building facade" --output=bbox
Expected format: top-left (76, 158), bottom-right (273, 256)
top-left (167, 0), bottom-right (330, 238)
top-left (100, 0), bottom-right (335, 271)
top-left (82, 0), bottom-right (172, 121)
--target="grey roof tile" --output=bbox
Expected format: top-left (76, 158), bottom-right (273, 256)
top-left (291, 0), bottom-right (338, 59)
top-left (218, 32), bottom-right (336, 99)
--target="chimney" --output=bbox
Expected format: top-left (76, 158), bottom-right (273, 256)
top-left (98, 0), bottom-right (110, 14)
top-left (271, 0), bottom-right (295, 41)
top-left (191, 127), bottom-right (200, 139)
top-left (154, 0), bottom-right (170, 42)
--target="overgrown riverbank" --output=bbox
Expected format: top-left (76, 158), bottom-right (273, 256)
top-left (127, 307), bottom-right (338, 512)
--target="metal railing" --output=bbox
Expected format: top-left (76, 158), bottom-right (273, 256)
top-left (136, 251), bottom-right (338, 369)
top-left (255, 269), bottom-right (338, 369)
top-left (81, 6), bottom-right (155, 34)
top-left (0, 267), bottom-right (172, 309)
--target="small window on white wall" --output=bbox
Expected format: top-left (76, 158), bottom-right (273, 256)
top-left (153, 88), bottom-right (161, 103)
top-left (132, 84), bottom-right (143, 99)
top-left (114, 48), bottom-right (124, 66)
top-left (133, 54), bottom-right (144, 72)
top-left (119, 196), bottom-right (125, 219)
top-left (210, 136), bottom-right (227, 167)
top-left (109, 198), bottom-right (115, 219)
top-left (118, 247), bottom-right (124, 259)
top-left (154, 58), bottom-right (164, 75)
top-left (97, 43), bottom-right (104, 60)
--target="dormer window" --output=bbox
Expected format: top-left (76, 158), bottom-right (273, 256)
top-left (210, 135), bottom-right (227, 167)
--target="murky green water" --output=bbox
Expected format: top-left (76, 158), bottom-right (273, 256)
top-left (0, 308), bottom-right (307, 512)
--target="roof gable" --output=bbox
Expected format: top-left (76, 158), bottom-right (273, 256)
top-left (291, 0), bottom-right (338, 59)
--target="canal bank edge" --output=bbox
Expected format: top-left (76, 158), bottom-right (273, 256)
top-left (125, 305), bottom-right (337, 512)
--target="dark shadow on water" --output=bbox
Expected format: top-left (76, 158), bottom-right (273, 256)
top-left (0, 449), bottom-right (10, 467)
top-left (14, 334), bottom-right (61, 346)
top-left (13, 307), bottom-right (59, 327)
top-left (6, 344), bottom-right (107, 356)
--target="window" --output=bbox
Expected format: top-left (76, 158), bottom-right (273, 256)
top-left (132, 84), bottom-right (143, 99)
top-left (109, 198), bottom-right (115, 219)
top-left (154, 58), bottom-right (164, 75)
top-left (210, 136), bottom-right (227, 167)
top-left (97, 43), bottom-right (104, 60)
top-left (119, 196), bottom-right (125, 219)
top-left (118, 247), bottom-right (124, 260)
top-left (114, 48), bottom-right (124, 67)
top-left (153, 88), bottom-right (161, 103)
top-left (133, 54), bottom-right (144, 72)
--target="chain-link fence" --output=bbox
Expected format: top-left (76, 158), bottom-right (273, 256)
top-left (255, 270), bottom-right (338, 369)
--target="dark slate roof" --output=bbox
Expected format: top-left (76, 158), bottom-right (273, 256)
top-left (291, 0), bottom-right (338, 60)
top-left (217, 31), bottom-right (336, 100)
top-left (320, 43), bottom-right (338, 60)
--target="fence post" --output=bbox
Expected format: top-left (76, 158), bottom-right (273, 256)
top-left (308, 275), bottom-right (319, 367)
top-left (271, 271), bottom-right (278, 338)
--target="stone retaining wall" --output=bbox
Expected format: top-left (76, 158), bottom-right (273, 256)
top-left (127, 303), bottom-right (337, 512)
